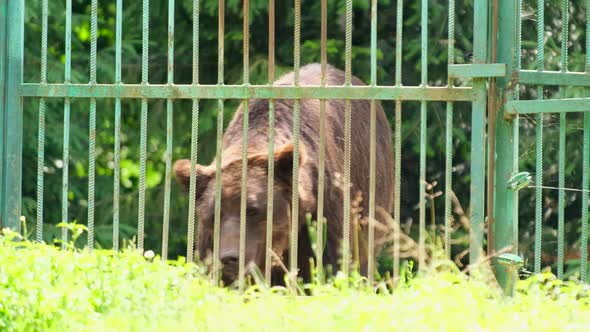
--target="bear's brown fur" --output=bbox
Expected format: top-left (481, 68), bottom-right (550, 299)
top-left (174, 63), bottom-right (394, 286)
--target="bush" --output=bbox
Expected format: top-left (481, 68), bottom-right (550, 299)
top-left (1, 228), bottom-right (588, 332)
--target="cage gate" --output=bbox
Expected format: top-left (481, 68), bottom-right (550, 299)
top-left (1, 0), bottom-right (589, 293)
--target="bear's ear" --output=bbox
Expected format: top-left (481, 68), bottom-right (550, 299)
top-left (273, 142), bottom-right (305, 184)
top-left (173, 159), bottom-right (213, 196)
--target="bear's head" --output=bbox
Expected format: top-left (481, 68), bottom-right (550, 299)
top-left (174, 142), bottom-right (306, 286)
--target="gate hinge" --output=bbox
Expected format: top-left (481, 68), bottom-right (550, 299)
top-left (448, 64), bottom-right (507, 79)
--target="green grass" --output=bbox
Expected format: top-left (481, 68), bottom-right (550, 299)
top-left (0, 229), bottom-right (589, 332)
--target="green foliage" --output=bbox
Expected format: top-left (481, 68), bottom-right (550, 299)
top-left (0, 229), bottom-right (589, 331)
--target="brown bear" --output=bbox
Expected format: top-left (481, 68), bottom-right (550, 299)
top-left (174, 63), bottom-right (394, 286)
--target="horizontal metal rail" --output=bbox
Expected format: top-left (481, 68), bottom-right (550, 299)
top-left (518, 70), bottom-right (590, 87)
top-left (19, 84), bottom-right (474, 101)
top-left (448, 64), bottom-right (506, 78)
top-left (507, 98), bottom-right (590, 114)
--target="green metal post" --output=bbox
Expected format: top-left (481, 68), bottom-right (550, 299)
top-left (0, 0), bottom-right (24, 231)
top-left (493, 0), bottom-right (520, 291)
top-left (469, 0), bottom-right (489, 266)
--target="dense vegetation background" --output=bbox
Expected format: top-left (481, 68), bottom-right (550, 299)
top-left (18, 0), bottom-right (589, 277)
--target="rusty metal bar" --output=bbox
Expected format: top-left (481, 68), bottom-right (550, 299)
top-left (367, 0), bottom-right (378, 284)
top-left (137, 0), bottom-right (150, 253)
top-left (212, 0), bottom-right (225, 285)
top-left (186, 0), bottom-right (200, 263)
top-left (88, 0), bottom-right (98, 250)
top-left (290, 0), bottom-right (302, 287)
top-left (315, 0), bottom-right (327, 284)
top-left (61, 0), bottom-right (73, 249)
top-left (162, 0), bottom-right (175, 261)
top-left (264, 0), bottom-right (275, 285)
top-left (238, 0), bottom-right (250, 292)
top-left (19, 84), bottom-right (474, 101)
top-left (418, 0), bottom-right (428, 272)
top-left (113, 0), bottom-right (122, 251)
top-left (393, 0), bottom-right (404, 281)
top-left (36, 0), bottom-right (48, 242)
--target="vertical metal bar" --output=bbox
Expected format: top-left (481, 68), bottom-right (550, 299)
top-left (290, 0), bottom-right (301, 284)
top-left (187, 0), bottom-right (200, 263)
top-left (113, 0), bottom-right (123, 252)
top-left (486, 0), bottom-right (499, 257)
top-left (88, 0), bottom-right (98, 250)
top-left (367, 0), bottom-right (377, 284)
top-left (418, 0), bottom-right (428, 272)
top-left (393, 0), bottom-right (403, 281)
top-left (445, 0), bottom-right (456, 259)
top-left (493, 0), bottom-right (520, 292)
top-left (212, 0), bottom-right (225, 285)
top-left (469, 0), bottom-right (488, 266)
top-left (315, 0), bottom-right (327, 284)
top-left (238, 0), bottom-right (250, 292)
top-left (582, 112), bottom-right (589, 283)
top-left (557, 0), bottom-right (568, 279)
top-left (0, 0), bottom-right (6, 229)
top-left (581, 0), bottom-right (590, 283)
top-left (138, 0), bottom-right (149, 253)
top-left (341, 0), bottom-right (352, 280)
top-left (36, 0), bottom-right (48, 242)
top-left (264, 0), bottom-right (275, 285)
top-left (534, 0), bottom-right (545, 274)
top-left (62, 0), bottom-right (73, 248)
top-left (162, 0), bottom-right (175, 261)
top-left (0, 0), bottom-right (23, 231)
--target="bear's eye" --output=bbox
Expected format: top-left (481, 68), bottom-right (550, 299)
top-left (246, 208), bottom-right (258, 217)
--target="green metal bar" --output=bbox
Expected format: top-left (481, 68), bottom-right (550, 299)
top-left (418, 0), bottom-right (428, 272)
top-left (62, 0), bottom-right (72, 249)
top-left (36, 0), bottom-right (48, 242)
top-left (264, 0), bottom-right (275, 285)
top-left (393, 0), bottom-right (403, 281)
top-left (0, 0), bottom-right (23, 231)
top-left (469, 0), bottom-right (489, 266)
top-left (506, 98), bottom-right (590, 114)
top-left (447, 64), bottom-right (506, 78)
top-left (238, 0), bottom-right (249, 292)
top-left (290, 0), bottom-right (301, 286)
top-left (342, 0), bottom-right (352, 280)
top-left (518, 71), bottom-right (590, 87)
top-left (315, 0), bottom-right (326, 285)
top-left (445, 0), bottom-right (455, 260)
top-left (367, 0), bottom-right (377, 284)
top-left (19, 84), bottom-right (474, 101)
top-left (212, 0), bottom-right (225, 285)
top-left (88, 0), bottom-right (98, 250)
top-left (493, 0), bottom-right (520, 292)
top-left (186, 0), bottom-right (200, 264)
top-left (138, 0), bottom-right (149, 253)
top-left (582, 111), bottom-right (589, 283)
top-left (0, 0), bottom-right (5, 228)
top-left (162, 0), bottom-right (175, 261)
top-left (534, 0), bottom-right (545, 274)
top-left (113, 0), bottom-right (122, 252)
top-left (557, 0), bottom-right (568, 279)
top-left (582, 0), bottom-right (590, 283)
top-left (0, 0), bottom-right (6, 230)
